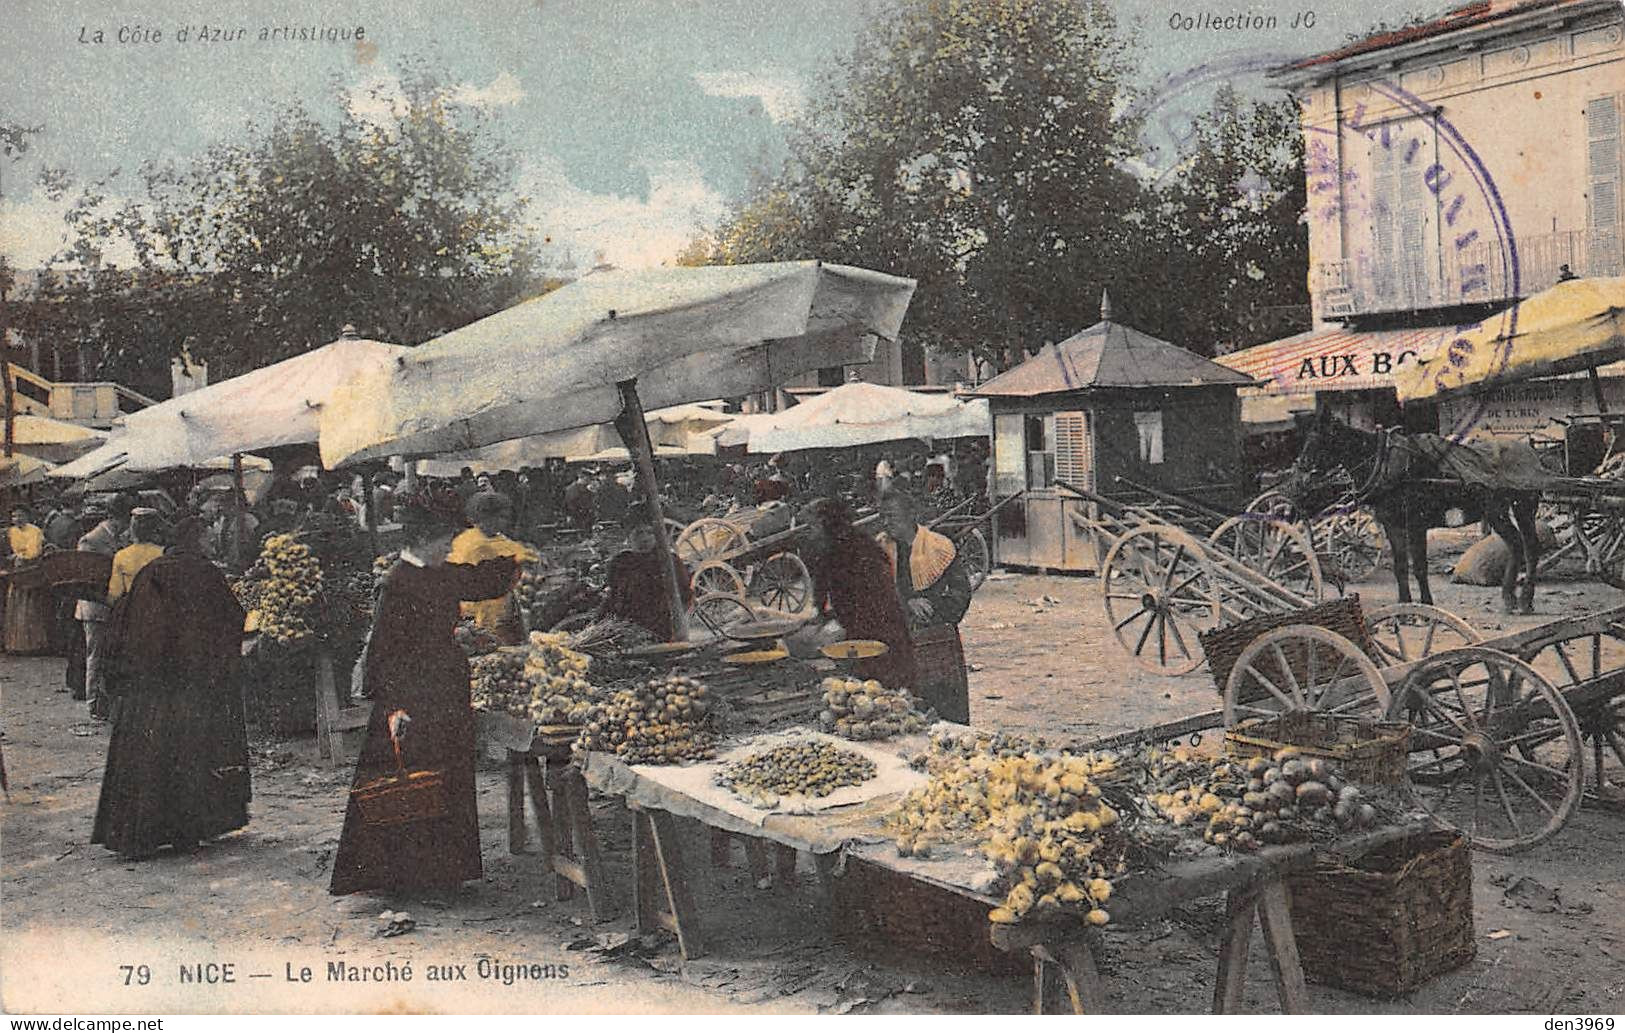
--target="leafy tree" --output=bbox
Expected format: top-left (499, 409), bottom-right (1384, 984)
top-left (688, 0), bottom-right (1147, 366)
top-left (1126, 87), bottom-right (1308, 355)
top-left (19, 61), bottom-right (538, 395)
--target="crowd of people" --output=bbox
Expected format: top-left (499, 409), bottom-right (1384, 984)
top-left (0, 438), bottom-right (987, 898)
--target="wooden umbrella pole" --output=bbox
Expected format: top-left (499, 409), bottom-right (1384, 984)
top-left (231, 452), bottom-right (247, 570)
top-left (616, 378), bottom-right (688, 641)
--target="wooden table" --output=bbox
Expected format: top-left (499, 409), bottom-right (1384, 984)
top-left (579, 741), bottom-right (1437, 1012)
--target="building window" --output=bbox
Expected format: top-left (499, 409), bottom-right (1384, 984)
top-left (1134, 410), bottom-right (1165, 465)
top-left (1025, 414), bottom-right (1056, 488)
top-left (993, 413), bottom-right (1026, 496)
top-left (1369, 122), bottom-right (1434, 309)
top-left (816, 366), bottom-right (845, 387)
top-left (1589, 95), bottom-right (1622, 277)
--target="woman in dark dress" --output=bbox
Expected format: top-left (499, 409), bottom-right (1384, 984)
top-left (92, 517), bottom-right (250, 859)
top-left (329, 488), bottom-right (519, 897)
top-left (797, 496), bottom-right (917, 690)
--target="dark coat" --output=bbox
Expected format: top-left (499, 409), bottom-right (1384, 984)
top-left (329, 556), bottom-right (517, 896)
top-left (810, 533), bottom-right (917, 690)
top-left (92, 549), bottom-right (249, 857)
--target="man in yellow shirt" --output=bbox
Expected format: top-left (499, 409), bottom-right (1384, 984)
top-left (448, 492), bottom-right (538, 644)
top-left (108, 511), bottom-right (166, 604)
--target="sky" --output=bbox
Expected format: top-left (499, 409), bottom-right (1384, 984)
top-left (0, 0), bottom-right (1443, 271)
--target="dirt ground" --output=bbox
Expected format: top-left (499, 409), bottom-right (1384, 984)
top-left (4, 538), bottom-right (1624, 1015)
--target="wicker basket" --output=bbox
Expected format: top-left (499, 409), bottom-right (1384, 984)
top-left (1199, 595), bottom-right (1376, 700)
top-left (1225, 712), bottom-right (1411, 785)
top-left (1286, 831), bottom-right (1475, 997)
top-left (350, 769), bottom-right (451, 827)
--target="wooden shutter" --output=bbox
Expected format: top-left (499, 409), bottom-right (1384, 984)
top-left (1053, 411), bottom-right (1092, 490)
top-left (1371, 141), bottom-right (1399, 304)
top-left (1589, 96), bottom-right (1622, 277)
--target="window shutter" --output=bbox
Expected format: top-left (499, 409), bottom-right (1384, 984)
top-left (1371, 141), bottom-right (1399, 303)
top-left (1053, 411), bottom-right (1092, 490)
top-left (1588, 96), bottom-right (1622, 277)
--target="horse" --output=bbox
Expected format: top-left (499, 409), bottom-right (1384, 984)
top-left (1286, 410), bottom-right (1546, 614)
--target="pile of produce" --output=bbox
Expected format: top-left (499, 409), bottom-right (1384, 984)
top-left (238, 534), bottom-right (324, 646)
top-left (524, 631), bottom-right (600, 725)
top-left (889, 735), bottom-right (1130, 926)
top-left (909, 729), bottom-right (1054, 773)
top-left (470, 650), bottom-right (531, 718)
top-left (715, 739), bottom-right (877, 808)
top-left (1138, 744), bottom-right (1382, 850)
top-left (817, 677), bottom-right (929, 741)
top-left (576, 673), bottom-right (717, 764)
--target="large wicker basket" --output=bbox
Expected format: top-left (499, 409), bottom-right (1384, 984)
top-left (1286, 830), bottom-right (1475, 997)
top-left (1225, 712), bottom-right (1411, 786)
top-left (1199, 595), bottom-right (1376, 699)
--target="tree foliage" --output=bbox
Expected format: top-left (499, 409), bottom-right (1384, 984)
top-left (1127, 87), bottom-right (1308, 355)
top-left (686, 0), bottom-right (1146, 364)
top-left (688, 0), bottom-right (1311, 364)
top-left (17, 61), bottom-right (538, 395)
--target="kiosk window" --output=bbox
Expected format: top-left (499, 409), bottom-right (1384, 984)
top-left (1134, 410), bottom-right (1165, 465)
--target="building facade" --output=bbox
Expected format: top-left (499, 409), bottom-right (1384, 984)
top-left (1278, 0), bottom-right (1623, 326)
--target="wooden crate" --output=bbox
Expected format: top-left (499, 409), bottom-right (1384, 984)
top-left (830, 856), bottom-right (1027, 977)
top-left (1225, 712), bottom-right (1411, 786)
top-left (1285, 831), bottom-right (1475, 997)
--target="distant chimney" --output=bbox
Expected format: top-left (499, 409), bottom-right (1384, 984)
top-left (339, 324), bottom-right (359, 340)
top-left (1100, 289), bottom-right (1114, 322)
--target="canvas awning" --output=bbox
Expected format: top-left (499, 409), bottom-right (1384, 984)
top-left (1216, 325), bottom-right (1455, 395)
top-left (121, 335), bottom-right (409, 471)
top-left (318, 261), bottom-right (915, 467)
top-left (715, 382), bottom-right (988, 453)
top-left (0, 453), bottom-right (55, 488)
top-left (1394, 276), bottom-right (1625, 402)
top-left (414, 404), bottom-right (734, 476)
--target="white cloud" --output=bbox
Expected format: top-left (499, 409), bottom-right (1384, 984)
top-left (449, 71), bottom-right (525, 109)
top-left (0, 190), bottom-right (140, 269)
top-left (519, 157), bottom-right (728, 270)
top-left (693, 69), bottom-right (806, 123)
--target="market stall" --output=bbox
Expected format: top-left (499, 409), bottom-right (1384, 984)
top-left (712, 381), bottom-right (987, 453)
top-left (320, 260), bottom-right (918, 642)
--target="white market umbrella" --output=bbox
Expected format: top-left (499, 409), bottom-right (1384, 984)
top-left (716, 382), bottom-right (988, 453)
top-left (121, 335), bottom-right (409, 472)
top-left (318, 262), bottom-right (914, 466)
top-left (318, 260), bottom-right (916, 640)
top-left (0, 453), bottom-right (56, 488)
top-left (414, 404), bottom-right (733, 476)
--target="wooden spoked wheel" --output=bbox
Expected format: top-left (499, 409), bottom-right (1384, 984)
top-left (691, 592), bottom-right (756, 636)
top-left (1245, 489), bottom-right (1298, 521)
top-left (1222, 624), bottom-right (1390, 727)
top-left (1099, 524), bottom-right (1220, 677)
top-left (690, 559), bottom-right (747, 599)
top-left (749, 552), bottom-right (812, 615)
top-left (959, 529), bottom-right (991, 591)
top-left (1515, 625), bottom-right (1625, 797)
top-left (548, 610), bottom-right (597, 634)
top-left (1388, 647), bottom-right (1584, 852)
top-left (1207, 515), bottom-right (1324, 604)
top-left (1365, 603), bottom-right (1481, 665)
top-left (1311, 504), bottom-right (1388, 584)
top-left (673, 518), bottom-right (747, 567)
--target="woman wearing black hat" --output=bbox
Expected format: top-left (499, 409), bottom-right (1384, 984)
top-left (330, 488), bottom-right (520, 897)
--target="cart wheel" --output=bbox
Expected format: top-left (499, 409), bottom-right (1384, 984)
top-left (1515, 624), bottom-right (1625, 797)
top-left (692, 592), bottom-right (756, 636)
top-left (1365, 603), bottom-right (1481, 664)
top-left (1207, 515), bottom-right (1324, 605)
top-left (1311, 504), bottom-right (1388, 583)
top-left (1100, 524), bottom-right (1220, 677)
top-left (1223, 624), bottom-right (1390, 726)
top-left (1389, 646), bottom-right (1584, 852)
top-left (959, 529), bottom-right (991, 591)
top-left (749, 552), bottom-right (812, 615)
top-left (690, 559), bottom-right (747, 599)
top-left (674, 518), bottom-right (747, 567)
top-left (1246, 489), bottom-right (1298, 521)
